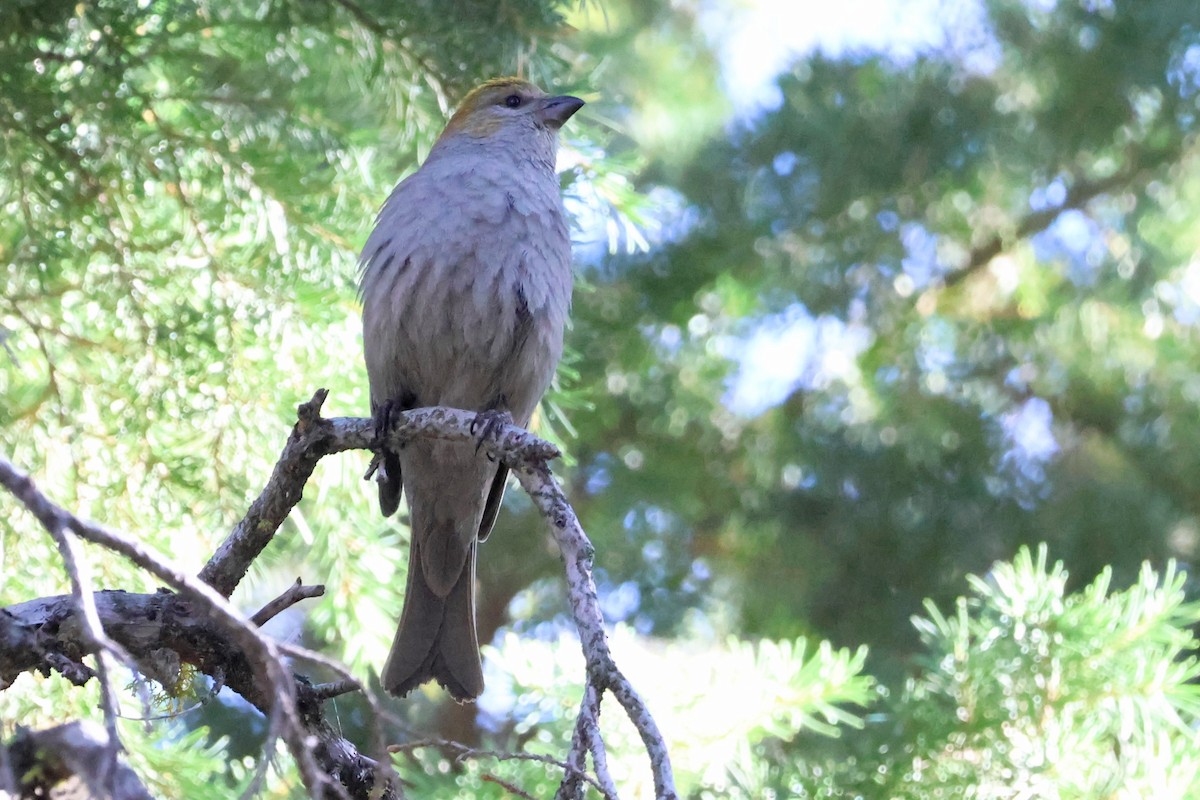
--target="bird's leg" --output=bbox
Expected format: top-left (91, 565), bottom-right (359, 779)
top-left (374, 397), bottom-right (400, 445)
top-left (365, 396), bottom-right (408, 482)
top-left (471, 394), bottom-right (513, 459)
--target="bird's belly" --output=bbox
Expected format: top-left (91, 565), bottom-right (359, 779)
top-left (380, 262), bottom-right (560, 422)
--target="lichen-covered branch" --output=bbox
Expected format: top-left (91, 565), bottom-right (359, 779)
top-left (556, 681), bottom-right (618, 800)
top-left (199, 391), bottom-right (556, 600)
top-left (199, 389), bottom-right (352, 597)
top-left (512, 463), bottom-right (679, 800)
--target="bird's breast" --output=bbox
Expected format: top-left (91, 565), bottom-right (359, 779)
top-left (360, 158), bottom-right (571, 416)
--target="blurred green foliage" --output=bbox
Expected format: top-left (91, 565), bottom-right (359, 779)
top-left (4, 0), bottom-right (1200, 796)
top-left (571, 0), bottom-right (1200, 669)
top-left (806, 547), bottom-right (1200, 799)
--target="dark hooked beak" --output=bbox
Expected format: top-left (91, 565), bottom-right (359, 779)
top-left (536, 95), bottom-right (585, 129)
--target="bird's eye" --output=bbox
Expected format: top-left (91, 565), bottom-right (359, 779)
top-left (504, 94), bottom-right (522, 108)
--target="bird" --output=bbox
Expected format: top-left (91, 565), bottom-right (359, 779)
top-left (358, 77), bottom-right (582, 701)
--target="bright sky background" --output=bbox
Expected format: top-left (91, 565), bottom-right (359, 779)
top-left (700, 0), bottom-right (995, 118)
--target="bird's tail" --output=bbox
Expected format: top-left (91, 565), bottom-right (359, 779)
top-left (378, 450), bottom-right (402, 517)
top-left (382, 535), bottom-right (483, 702)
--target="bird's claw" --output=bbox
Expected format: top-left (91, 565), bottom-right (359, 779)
top-left (374, 398), bottom-right (402, 448)
top-left (471, 408), bottom-right (513, 460)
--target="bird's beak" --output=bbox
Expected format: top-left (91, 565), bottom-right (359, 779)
top-left (536, 95), bottom-right (585, 129)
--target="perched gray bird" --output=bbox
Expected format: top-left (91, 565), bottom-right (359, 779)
top-left (359, 77), bottom-right (581, 701)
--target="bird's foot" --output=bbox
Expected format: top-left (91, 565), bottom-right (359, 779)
top-left (470, 406), bottom-right (513, 459)
top-left (368, 395), bottom-right (413, 484)
top-left (373, 397), bottom-right (406, 447)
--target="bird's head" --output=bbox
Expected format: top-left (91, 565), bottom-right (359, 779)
top-left (432, 77), bottom-right (584, 161)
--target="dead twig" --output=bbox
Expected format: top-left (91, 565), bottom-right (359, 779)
top-left (251, 578), bottom-right (326, 626)
top-left (387, 736), bottom-right (613, 800)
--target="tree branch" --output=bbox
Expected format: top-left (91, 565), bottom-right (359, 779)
top-left (1, 721), bottom-right (153, 800)
top-left (199, 389), bottom-right (349, 596)
top-left (0, 587), bottom-right (398, 800)
top-left (512, 464), bottom-right (678, 800)
top-left (0, 457), bottom-right (382, 799)
top-left (1, 389), bottom-right (676, 799)
top-left (942, 141), bottom-right (1180, 290)
top-left (200, 390), bottom-right (557, 599)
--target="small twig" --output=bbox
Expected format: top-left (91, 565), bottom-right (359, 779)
top-left (250, 578), bottom-right (326, 626)
top-left (587, 692), bottom-right (617, 799)
top-left (309, 678), bottom-right (362, 702)
top-left (115, 698), bottom-right (207, 722)
top-left (388, 736), bottom-right (611, 799)
top-left (481, 773), bottom-right (537, 800)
